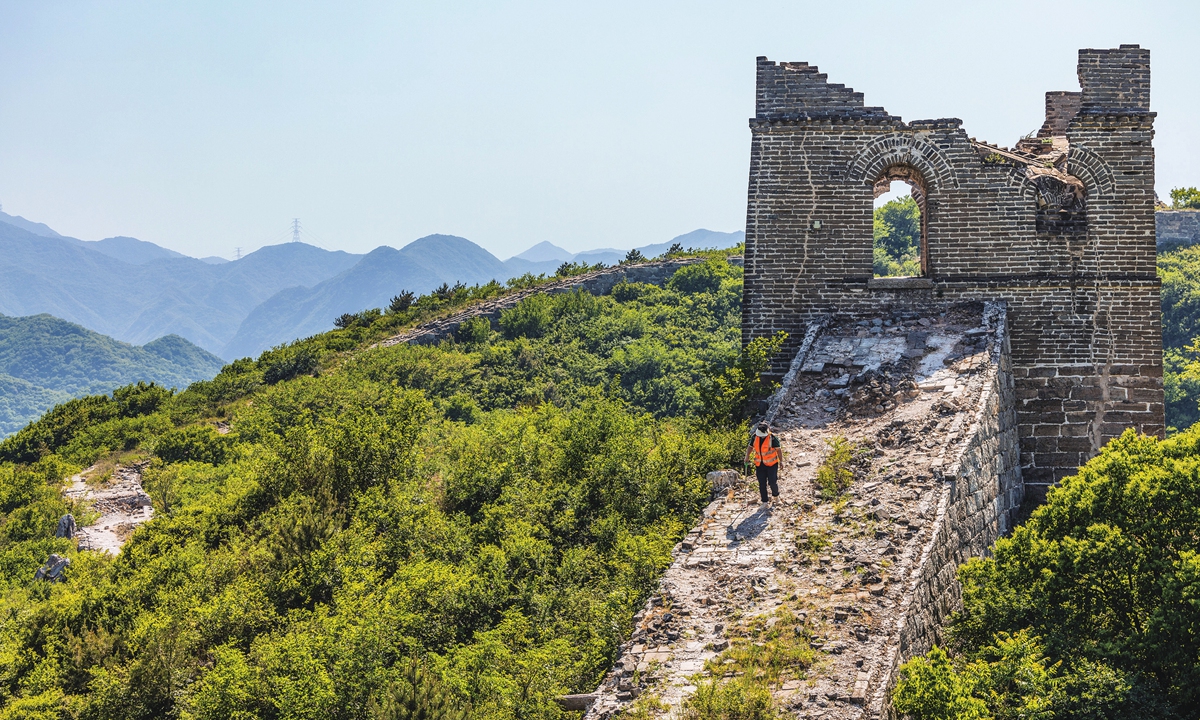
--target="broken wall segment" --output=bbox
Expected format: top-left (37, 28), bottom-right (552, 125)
top-left (1157, 211), bottom-right (1200, 252)
top-left (869, 302), bottom-right (1022, 717)
top-left (741, 45), bottom-right (1163, 497)
top-left (584, 303), bottom-right (1021, 719)
top-left (378, 256), bottom-right (741, 348)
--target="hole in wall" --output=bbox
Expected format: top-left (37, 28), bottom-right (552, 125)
top-left (872, 165), bottom-right (928, 278)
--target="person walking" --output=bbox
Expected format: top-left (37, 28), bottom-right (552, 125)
top-left (745, 421), bottom-right (781, 507)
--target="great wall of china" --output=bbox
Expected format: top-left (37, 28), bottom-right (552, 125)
top-left (374, 44), bottom-right (1165, 718)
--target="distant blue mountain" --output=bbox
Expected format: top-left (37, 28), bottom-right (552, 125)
top-left (0, 219), bottom-right (361, 357)
top-left (0, 208), bottom-right (742, 361)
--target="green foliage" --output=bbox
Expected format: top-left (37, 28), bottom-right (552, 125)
top-left (893, 646), bottom-right (989, 720)
top-left (872, 196), bottom-right (921, 278)
top-left (623, 249), bottom-right (646, 264)
top-left (260, 345), bottom-right (320, 385)
top-left (681, 677), bottom-right (775, 720)
top-left (369, 659), bottom-right (467, 720)
top-left (699, 331), bottom-right (786, 425)
top-left (554, 261), bottom-right (605, 278)
top-left (0, 314), bottom-right (223, 437)
top-left (153, 425), bottom-right (231, 465)
top-left (900, 427), bottom-right (1200, 717)
top-left (0, 260), bottom-right (747, 719)
top-left (814, 436), bottom-right (867, 499)
top-left (390, 291), bottom-right (416, 314)
top-left (498, 294), bottom-right (555, 339)
top-left (668, 258), bottom-right (725, 295)
top-left (455, 316), bottom-right (492, 345)
top-left (1170, 186), bottom-right (1200, 210)
top-left (337, 309), bottom-right (384, 329)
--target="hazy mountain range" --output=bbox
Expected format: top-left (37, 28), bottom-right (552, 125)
top-left (0, 210), bottom-right (742, 360)
top-left (0, 313), bottom-right (224, 436)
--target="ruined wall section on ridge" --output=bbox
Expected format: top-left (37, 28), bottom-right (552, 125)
top-left (742, 46), bottom-right (1163, 498)
top-left (378, 256), bottom-right (739, 348)
top-left (1157, 211), bottom-right (1200, 251)
top-left (870, 306), bottom-right (1021, 717)
top-left (580, 302), bottom-right (1021, 720)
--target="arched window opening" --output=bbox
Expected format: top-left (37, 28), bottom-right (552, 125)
top-left (872, 165), bottom-right (928, 278)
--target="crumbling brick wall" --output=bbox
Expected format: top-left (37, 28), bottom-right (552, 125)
top-left (742, 45), bottom-right (1163, 496)
top-left (1158, 210), bottom-right (1200, 251)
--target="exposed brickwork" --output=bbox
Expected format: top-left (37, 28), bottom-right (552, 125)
top-left (742, 46), bottom-right (1163, 494)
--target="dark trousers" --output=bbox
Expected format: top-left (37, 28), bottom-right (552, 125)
top-left (755, 463), bottom-right (779, 502)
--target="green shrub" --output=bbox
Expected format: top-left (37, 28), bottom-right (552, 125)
top-left (814, 436), bottom-right (867, 499)
top-left (498, 294), bottom-right (554, 339)
top-left (153, 424), bottom-right (231, 465)
top-left (260, 346), bottom-right (320, 385)
top-left (668, 258), bottom-right (729, 295)
top-left (455, 316), bottom-right (492, 345)
top-left (893, 646), bottom-right (989, 720)
top-left (682, 677), bottom-right (775, 720)
top-left (1170, 186), bottom-right (1200, 210)
top-left (369, 658), bottom-right (466, 720)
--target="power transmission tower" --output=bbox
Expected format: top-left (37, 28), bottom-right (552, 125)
top-left (235, 246), bottom-right (242, 260)
top-left (292, 218), bottom-right (301, 243)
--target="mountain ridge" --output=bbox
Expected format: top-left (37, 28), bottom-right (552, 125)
top-left (0, 313), bottom-right (225, 436)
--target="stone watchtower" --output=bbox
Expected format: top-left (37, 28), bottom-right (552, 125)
top-left (742, 46), bottom-right (1163, 495)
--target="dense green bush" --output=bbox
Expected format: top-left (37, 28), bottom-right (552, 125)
top-left (0, 258), bottom-right (752, 719)
top-left (895, 427), bottom-right (1200, 717)
top-left (261, 346), bottom-right (320, 385)
top-left (153, 424), bottom-right (232, 465)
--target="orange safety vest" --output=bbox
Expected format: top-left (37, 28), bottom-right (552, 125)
top-left (753, 434), bottom-right (780, 467)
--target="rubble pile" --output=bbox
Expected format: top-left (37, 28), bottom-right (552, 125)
top-left (584, 304), bottom-right (1007, 719)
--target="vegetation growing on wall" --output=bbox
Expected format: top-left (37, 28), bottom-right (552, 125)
top-left (0, 257), bottom-right (769, 719)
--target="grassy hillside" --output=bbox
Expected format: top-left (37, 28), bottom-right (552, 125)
top-left (0, 314), bottom-right (225, 437)
top-left (0, 256), bottom-right (760, 719)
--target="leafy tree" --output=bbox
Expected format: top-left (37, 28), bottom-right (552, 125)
top-left (390, 291), bottom-right (416, 314)
top-left (455, 316), bottom-right (492, 345)
top-left (152, 424), bottom-right (231, 465)
top-left (900, 426), bottom-right (1200, 717)
top-left (335, 313), bottom-right (357, 329)
top-left (699, 331), bottom-right (787, 425)
top-left (1170, 186), bottom-right (1200, 210)
top-left (893, 646), bottom-right (989, 720)
top-left (873, 196), bottom-right (921, 278)
top-left (623, 249), bottom-right (646, 264)
top-left (668, 258), bottom-right (725, 295)
top-left (261, 346), bottom-right (320, 385)
top-left (369, 659), bottom-right (466, 720)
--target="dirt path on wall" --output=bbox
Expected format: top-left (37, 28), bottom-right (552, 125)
top-left (585, 307), bottom-right (996, 719)
top-left (63, 463), bottom-right (154, 555)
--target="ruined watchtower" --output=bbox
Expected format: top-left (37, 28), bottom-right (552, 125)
top-left (743, 46), bottom-right (1163, 495)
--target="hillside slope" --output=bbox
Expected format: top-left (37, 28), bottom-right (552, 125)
top-left (0, 255), bottom-right (749, 719)
top-left (227, 230), bottom-right (747, 358)
top-left (0, 313), bottom-right (225, 435)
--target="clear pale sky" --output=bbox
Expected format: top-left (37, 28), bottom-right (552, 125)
top-left (1, 1), bottom-right (1197, 260)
